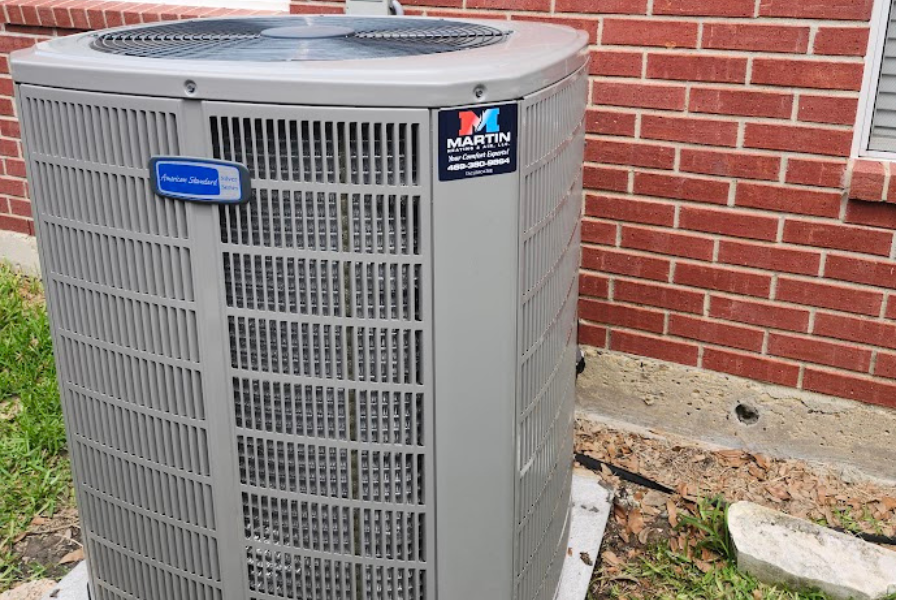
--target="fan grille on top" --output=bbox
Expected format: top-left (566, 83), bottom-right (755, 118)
top-left (90, 16), bottom-right (511, 61)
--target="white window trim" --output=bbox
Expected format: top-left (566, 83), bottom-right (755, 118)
top-left (116, 0), bottom-right (289, 11)
top-left (853, 0), bottom-right (895, 159)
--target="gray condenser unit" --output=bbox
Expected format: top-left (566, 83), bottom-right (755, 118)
top-left (11, 15), bottom-right (588, 600)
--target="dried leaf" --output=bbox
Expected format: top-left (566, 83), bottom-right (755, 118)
top-left (567, 547), bottom-right (573, 557)
top-left (627, 509), bottom-right (645, 534)
top-left (751, 453), bottom-right (772, 470)
top-left (638, 527), bottom-right (652, 545)
top-left (30, 516), bottom-right (47, 527)
top-left (59, 548), bottom-right (84, 565)
top-left (694, 560), bottom-right (714, 573)
top-left (601, 550), bottom-right (621, 566)
top-left (580, 552), bottom-right (593, 566)
top-left (667, 500), bottom-right (678, 528)
top-left (716, 450), bottom-right (748, 468)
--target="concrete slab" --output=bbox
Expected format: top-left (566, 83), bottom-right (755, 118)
top-left (554, 471), bottom-right (614, 600)
top-left (0, 231), bottom-right (40, 276)
top-left (729, 501), bottom-right (896, 600)
top-left (35, 473), bottom-right (612, 600)
top-left (41, 562), bottom-right (89, 600)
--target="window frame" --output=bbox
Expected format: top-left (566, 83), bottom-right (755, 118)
top-left (854, 0), bottom-right (896, 159)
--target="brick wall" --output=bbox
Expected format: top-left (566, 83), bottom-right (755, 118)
top-left (1, 0), bottom-right (896, 407)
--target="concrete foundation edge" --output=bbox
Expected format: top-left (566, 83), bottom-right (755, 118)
top-left (0, 230), bottom-right (40, 276)
top-left (577, 348), bottom-right (896, 481)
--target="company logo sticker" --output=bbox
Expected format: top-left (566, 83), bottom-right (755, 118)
top-left (150, 157), bottom-right (250, 204)
top-left (438, 103), bottom-right (518, 182)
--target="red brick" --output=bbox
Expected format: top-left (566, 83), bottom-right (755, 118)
top-left (734, 182), bottom-right (842, 218)
top-left (622, 225), bottom-right (714, 260)
top-left (803, 368), bottom-right (895, 408)
top-left (641, 114), bottom-right (738, 147)
top-left (580, 298), bottom-right (666, 333)
top-left (776, 277), bottom-right (883, 316)
top-left (680, 206), bottom-right (779, 241)
top-left (782, 219), bottom-right (893, 256)
top-left (814, 312), bottom-right (895, 348)
top-left (845, 200), bottom-right (895, 230)
top-left (556, 0), bottom-right (647, 13)
top-left (468, 0), bottom-right (545, 7)
top-left (593, 81), bottom-right (686, 110)
top-left (5, 159), bottom-right (26, 179)
top-left (0, 139), bottom-right (19, 158)
top-left (875, 352), bottom-right (895, 379)
top-left (584, 165), bottom-right (630, 192)
top-left (887, 295), bottom-right (896, 320)
top-left (814, 27), bottom-right (870, 56)
top-left (578, 322), bottom-right (608, 348)
top-left (674, 263), bottom-right (772, 297)
top-left (585, 194), bottom-right (675, 226)
top-left (582, 218), bottom-right (618, 245)
top-left (703, 23), bottom-right (810, 53)
top-left (614, 279), bottom-right (705, 314)
top-left (680, 149), bottom-right (780, 181)
top-left (689, 87), bottom-right (793, 119)
top-left (824, 254), bottom-right (895, 288)
top-left (633, 172), bottom-right (730, 205)
top-left (602, 18), bottom-right (698, 48)
top-left (647, 53), bottom-right (747, 83)
top-left (585, 139), bottom-right (676, 169)
top-left (759, 0), bottom-right (874, 21)
top-left (611, 330), bottom-right (699, 366)
top-left (584, 164), bottom-right (630, 192)
top-left (770, 333), bottom-right (872, 372)
top-left (797, 95), bottom-right (859, 126)
top-left (7, 198), bottom-right (30, 218)
top-left (580, 272), bottom-right (610, 299)
top-left (289, 3), bottom-right (346, 13)
top-left (670, 314), bottom-right (764, 352)
top-left (586, 109), bottom-right (636, 136)
top-left (744, 123), bottom-right (853, 158)
top-left (786, 158), bottom-right (847, 188)
top-left (513, 15), bottom-right (599, 43)
top-left (653, 0), bottom-right (754, 16)
top-left (582, 247), bottom-right (671, 282)
top-left (0, 177), bottom-right (26, 198)
top-left (849, 159), bottom-right (887, 201)
top-left (752, 58), bottom-right (864, 91)
top-left (590, 50), bottom-right (643, 77)
top-left (718, 240), bottom-right (821, 276)
top-left (0, 34), bottom-right (39, 53)
top-left (703, 348), bottom-right (800, 387)
top-left (0, 214), bottom-right (32, 235)
top-left (709, 296), bottom-right (810, 332)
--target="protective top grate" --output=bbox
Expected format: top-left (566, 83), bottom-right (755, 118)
top-left (90, 16), bottom-right (511, 61)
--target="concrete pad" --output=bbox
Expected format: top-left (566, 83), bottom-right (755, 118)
top-left (0, 231), bottom-right (40, 276)
top-left (554, 471), bottom-right (613, 600)
top-left (728, 501), bottom-right (896, 600)
top-left (41, 562), bottom-right (89, 600)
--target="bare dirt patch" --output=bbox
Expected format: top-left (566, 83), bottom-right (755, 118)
top-left (11, 507), bottom-right (82, 584)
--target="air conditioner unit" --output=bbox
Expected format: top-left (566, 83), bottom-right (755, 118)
top-left (11, 16), bottom-right (588, 600)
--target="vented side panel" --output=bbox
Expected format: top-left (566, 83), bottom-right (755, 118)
top-left (205, 102), bottom-right (434, 600)
top-left (18, 85), bottom-right (225, 600)
top-left (514, 68), bottom-right (588, 600)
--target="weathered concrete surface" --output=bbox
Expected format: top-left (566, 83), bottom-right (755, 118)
top-left (577, 350), bottom-right (896, 480)
top-left (41, 562), bottom-right (90, 600)
top-left (0, 231), bottom-right (40, 276)
top-left (728, 501), bottom-right (896, 599)
top-left (0, 580), bottom-right (55, 600)
top-left (554, 471), bottom-right (612, 600)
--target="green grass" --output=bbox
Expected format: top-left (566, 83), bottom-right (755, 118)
top-left (0, 263), bottom-right (71, 591)
top-left (592, 498), bottom-right (833, 600)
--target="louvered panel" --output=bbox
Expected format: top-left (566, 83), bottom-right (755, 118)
top-left (17, 85), bottom-right (224, 600)
top-left (205, 102), bottom-right (434, 600)
top-left (870, 0), bottom-right (897, 153)
top-left (514, 68), bottom-right (587, 600)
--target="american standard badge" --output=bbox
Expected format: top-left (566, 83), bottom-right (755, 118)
top-left (438, 103), bottom-right (519, 182)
